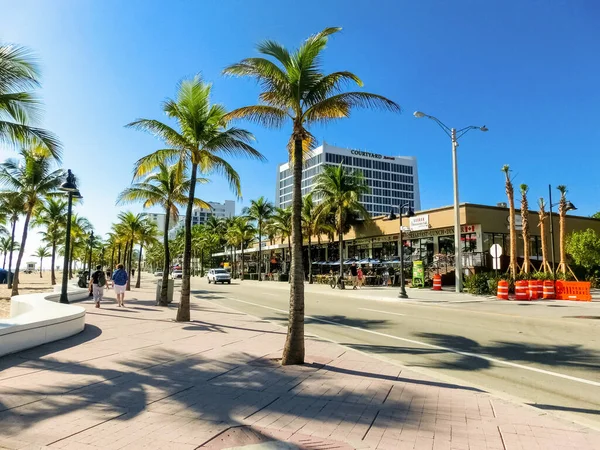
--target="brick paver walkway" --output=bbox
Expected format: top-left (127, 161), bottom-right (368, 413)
top-left (1, 283), bottom-right (599, 450)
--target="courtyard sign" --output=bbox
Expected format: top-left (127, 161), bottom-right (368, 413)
top-left (350, 149), bottom-right (383, 159)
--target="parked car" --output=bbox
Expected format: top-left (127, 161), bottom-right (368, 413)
top-left (207, 268), bottom-right (231, 284)
top-left (154, 270), bottom-right (163, 277)
top-left (172, 270), bottom-right (183, 279)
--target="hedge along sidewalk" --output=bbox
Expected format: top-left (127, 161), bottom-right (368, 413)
top-left (1, 283), bottom-right (599, 450)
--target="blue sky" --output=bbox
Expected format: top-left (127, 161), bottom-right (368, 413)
top-left (1, 0), bottom-right (599, 261)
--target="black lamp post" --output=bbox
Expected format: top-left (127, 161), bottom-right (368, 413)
top-left (59, 170), bottom-right (80, 304)
top-left (547, 185), bottom-right (577, 279)
top-left (87, 231), bottom-right (94, 281)
top-left (386, 203), bottom-right (414, 299)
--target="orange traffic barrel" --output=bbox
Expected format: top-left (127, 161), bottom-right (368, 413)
top-left (528, 280), bottom-right (538, 300)
top-left (536, 280), bottom-right (543, 298)
top-left (543, 280), bottom-right (555, 299)
top-left (497, 280), bottom-right (509, 300)
top-left (515, 280), bottom-right (529, 300)
top-left (432, 274), bottom-right (442, 291)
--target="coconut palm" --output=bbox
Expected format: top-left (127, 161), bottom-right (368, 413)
top-left (243, 196), bottom-right (274, 281)
top-left (502, 165), bottom-right (517, 278)
top-left (557, 185), bottom-right (568, 276)
top-left (116, 212), bottom-right (145, 291)
top-left (32, 246), bottom-right (50, 277)
top-left (224, 27), bottom-right (400, 364)
top-left (32, 197), bottom-right (67, 285)
top-left (127, 76), bottom-right (264, 322)
top-left (0, 192), bottom-right (25, 286)
top-left (0, 146), bottom-right (63, 295)
top-left (537, 198), bottom-right (551, 273)
top-left (226, 216), bottom-right (255, 280)
top-left (69, 214), bottom-right (92, 279)
top-left (0, 236), bottom-right (18, 270)
top-left (301, 194), bottom-right (323, 284)
top-left (520, 184), bottom-right (531, 274)
top-left (313, 164), bottom-right (370, 283)
top-left (0, 43), bottom-right (62, 158)
top-left (268, 207), bottom-right (292, 266)
top-left (134, 219), bottom-right (159, 288)
top-left (117, 162), bottom-right (210, 305)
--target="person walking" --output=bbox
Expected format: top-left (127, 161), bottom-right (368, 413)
top-left (89, 265), bottom-right (107, 308)
top-left (350, 262), bottom-right (359, 290)
top-left (357, 266), bottom-right (364, 289)
top-left (382, 268), bottom-right (390, 286)
top-left (112, 263), bottom-right (128, 307)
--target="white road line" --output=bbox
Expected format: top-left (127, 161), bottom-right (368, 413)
top-left (224, 296), bottom-right (600, 388)
top-left (358, 308), bottom-right (405, 317)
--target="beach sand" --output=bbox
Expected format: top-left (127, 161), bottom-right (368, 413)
top-left (0, 271), bottom-right (63, 318)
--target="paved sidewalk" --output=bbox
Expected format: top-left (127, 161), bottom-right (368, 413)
top-left (1, 283), bottom-right (599, 449)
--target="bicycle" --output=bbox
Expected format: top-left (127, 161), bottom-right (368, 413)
top-left (329, 275), bottom-right (345, 289)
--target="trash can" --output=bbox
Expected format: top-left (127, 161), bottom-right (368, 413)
top-left (156, 279), bottom-right (174, 304)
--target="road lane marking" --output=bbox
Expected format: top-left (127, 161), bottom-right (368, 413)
top-left (224, 296), bottom-right (600, 388)
top-left (359, 308), bottom-right (405, 317)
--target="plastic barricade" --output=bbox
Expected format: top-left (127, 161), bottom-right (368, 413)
top-left (554, 281), bottom-right (592, 301)
top-left (542, 280), bottom-right (555, 299)
top-left (432, 274), bottom-right (442, 291)
top-left (528, 280), bottom-right (538, 300)
top-left (515, 280), bottom-right (529, 300)
top-left (497, 280), bottom-right (509, 300)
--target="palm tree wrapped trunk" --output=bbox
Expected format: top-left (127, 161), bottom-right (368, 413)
top-left (537, 198), bottom-right (551, 273)
top-left (520, 184), bottom-right (531, 273)
top-left (502, 166), bottom-right (517, 278)
top-left (557, 185), bottom-right (568, 276)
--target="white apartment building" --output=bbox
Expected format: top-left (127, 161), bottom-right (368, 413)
top-left (168, 200), bottom-right (235, 238)
top-left (275, 143), bottom-right (420, 216)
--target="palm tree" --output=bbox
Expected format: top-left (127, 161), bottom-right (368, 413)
top-left (0, 236), bottom-right (18, 270)
top-left (117, 212), bottom-right (145, 291)
top-left (502, 165), bottom-right (517, 278)
top-left (32, 197), bottom-right (67, 285)
top-left (0, 146), bottom-right (63, 295)
top-left (557, 185), bottom-right (569, 276)
top-left (520, 184), bottom-right (531, 274)
top-left (127, 76), bottom-right (264, 322)
top-left (268, 207), bottom-right (292, 267)
top-left (313, 164), bottom-right (370, 283)
top-left (69, 214), bottom-right (92, 279)
top-left (226, 217), bottom-right (255, 280)
top-left (0, 193), bottom-right (25, 286)
top-left (301, 194), bottom-right (318, 284)
top-left (32, 246), bottom-right (50, 277)
top-left (224, 28), bottom-right (400, 364)
top-left (0, 43), bottom-right (62, 158)
top-left (117, 162), bottom-right (210, 305)
top-left (537, 198), bottom-right (551, 273)
top-left (134, 220), bottom-right (159, 288)
top-left (243, 197), bottom-right (274, 281)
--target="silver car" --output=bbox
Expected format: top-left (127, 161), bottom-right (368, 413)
top-left (207, 268), bottom-right (231, 284)
top-left (172, 270), bottom-right (183, 279)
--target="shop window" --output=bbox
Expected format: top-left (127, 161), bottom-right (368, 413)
top-left (461, 233), bottom-right (477, 253)
top-left (438, 236), bottom-right (455, 255)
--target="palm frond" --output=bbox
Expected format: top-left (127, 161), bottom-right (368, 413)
top-left (224, 105), bottom-right (288, 129)
top-left (303, 92), bottom-right (400, 124)
top-left (125, 119), bottom-right (189, 150)
top-left (0, 121), bottom-right (62, 161)
top-left (133, 149), bottom-right (182, 178)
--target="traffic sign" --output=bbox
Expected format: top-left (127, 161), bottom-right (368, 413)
top-left (490, 244), bottom-right (503, 258)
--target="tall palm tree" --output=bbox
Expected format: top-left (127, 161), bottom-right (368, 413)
top-left (557, 185), bottom-right (569, 276)
top-left (502, 165), bottom-right (517, 278)
top-left (32, 197), bottom-right (67, 285)
top-left (134, 219), bottom-right (159, 288)
top-left (301, 194), bottom-right (318, 284)
top-left (520, 184), bottom-right (531, 274)
top-left (117, 211), bottom-right (145, 291)
top-left (224, 28), bottom-right (400, 364)
top-left (32, 246), bottom-right (50, 277)
top-left (0, 146), bottom-right (63, 295)
top-left (226, 216), bottom-right (255, 280)
top-left (69, 214), bottom-right (92, 279)
top-left (117, 162), bottom-right (210, 305)
top-left (313, 164), bottom-right (370, 282)
top-left (0, 192), bottom-right (25, 286)
top-left (537, 198), bottom-right (550, 273)
top-left (127, 76), bottom-right (264, 322)
top-left (243, 196), bottom-right (274, 281)
top-left (0, 236), bottom-right (18, 270)
top-left (269, 207), bottom-right (292, 267)
top-left (0, 43), bottom-right (62, 158)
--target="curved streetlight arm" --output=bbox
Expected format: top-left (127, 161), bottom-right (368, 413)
top-left (456, 125), bottom-right (485, 140)
top-left (423, 114), bottom-right (452, 138)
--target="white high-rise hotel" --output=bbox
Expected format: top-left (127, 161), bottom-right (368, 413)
top-left (276, 143), bottom-right (420, 216)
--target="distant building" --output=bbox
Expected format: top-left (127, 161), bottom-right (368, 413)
top-left (168, 200), bottom-right (236, 238)
top-left (275, 142), bottom-right (421, 216)
top-left (147, 213), bottom-right (171, 237)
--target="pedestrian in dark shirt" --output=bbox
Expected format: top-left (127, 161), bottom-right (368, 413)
top-left (350, 262), bottom-right (358, 290)
top-left (89, 265), bottom-right (107, 308)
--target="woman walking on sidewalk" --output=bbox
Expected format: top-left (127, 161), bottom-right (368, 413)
top-left (112, 263), bottom-right (128, 307)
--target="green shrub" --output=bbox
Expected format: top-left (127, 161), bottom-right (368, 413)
top-left (464, 273), bottom-right (492, 296)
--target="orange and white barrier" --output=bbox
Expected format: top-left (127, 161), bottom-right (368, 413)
top-left (497, 280), bottom-right (509, 300)
top-left (515, 280), bottom-right (529, 300)
top-left (555, 281), bottom-right (592, 301)
top-left (528, 280), bottom-right (538, 300)
top-left (542, 280), bottom-right (555, 299)
top-left (432, 274), bottom-right (442, 291)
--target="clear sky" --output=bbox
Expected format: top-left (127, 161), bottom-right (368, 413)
top-left (1, 0), bottom-right (599, 265)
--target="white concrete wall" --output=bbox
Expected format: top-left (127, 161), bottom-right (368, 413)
top-left (0, 285), bottom-right (88, 357)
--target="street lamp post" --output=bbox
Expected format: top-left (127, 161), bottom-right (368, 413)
top-left (547, 184), bottom-right (576, 279)
top-left (414, 111), bottom-right (488, 292)
top-left (386, 203), bottom-right (414, 298)
top-left (59, 170), bottom-right (80, 304)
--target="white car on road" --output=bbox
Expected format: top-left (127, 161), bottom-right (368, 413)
top-left (207, 268), bottom-right (231, 284)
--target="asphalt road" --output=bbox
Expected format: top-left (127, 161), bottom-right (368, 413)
top-left (190, 277), bottom-right (600, 428)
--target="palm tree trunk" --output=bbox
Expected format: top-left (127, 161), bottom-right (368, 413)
top-left (177, 162), bottom-right (197, 322)
top-left (69, 237), bottom-right (74, 279)
top-left (240, 245), bottom-right (245, 280)
top-left (540, 215), bottom-right (548, 272)
top-left (39, 256), bottom-right (43, 278)
top-left (7, 220), bottom-right (16, 288)
top-left (338, 226), bottom-right (345, 288)
top-left (127, 235), bottom-right (134, 291)
top-left (308, 234), bottom-right (313, 284)
top-left (50, 241), bottom-right (56, 285)
top-left (559, 210), bottom-right (566, 275)
top-left (110, 245), bottom-right (115, 271)
top-left (117, 243), bottom-right (122, 264)
top-left (258, 221), bottom-right (262, 281)
top-left (281, 137), bottom-right (305, 366)
top-left (3, 250), bottom-right (6, 270)
top-left (507, 192), bottom-right (517, 278)
top-left (12, 212), bottom-right (33, 296)
top-left (136, 243), bottom-right (143, 288)
top-left (160, 207), bottom-right (171, 306)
